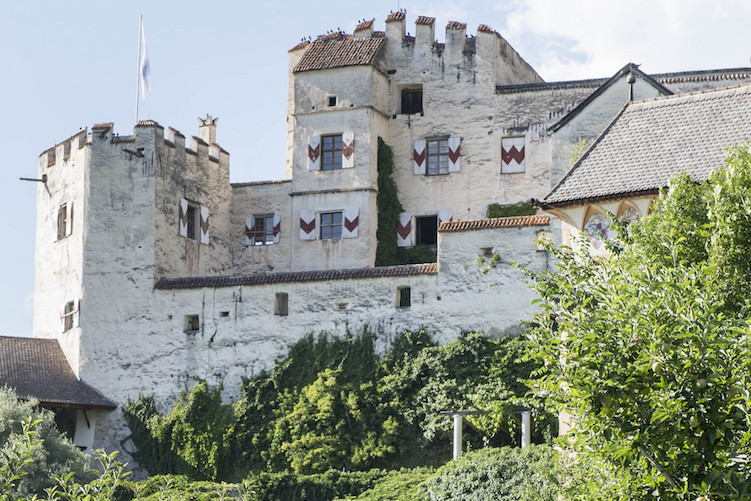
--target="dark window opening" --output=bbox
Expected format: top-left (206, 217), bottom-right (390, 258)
top-left (219, 311), bottom-right (230, 317)
top-left (328, 96), bottom-right (337, 106)
top-left (416, 216), bottom-right (438, 246)
top-left (320, 211), bottom-right (343, 240)
top-left (321, 135), bottom-right (343, 171)
top-left (401, 88), bottom-right (423, 114)
top-left (397, 287), bottom-right (411, 308)
top-left (184, 314), bottom-right (200, 333)
top-left (186, 205), bottom-right (197, 240)
top-left (275, 293), bottom-right (289, 316)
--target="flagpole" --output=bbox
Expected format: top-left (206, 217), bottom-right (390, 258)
top-left (135, 15), bottom-right (142, 125)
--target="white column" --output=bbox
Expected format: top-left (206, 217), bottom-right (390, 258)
top-left (521, 410), bottom-right (531, 448)
top-left (453, 413), bottom-right (463, 459)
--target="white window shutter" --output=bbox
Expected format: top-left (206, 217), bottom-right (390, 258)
top-left (199, 206), bottom-right (210, 244)
top-left (245, 216), bottom-right (256, 246)
top-left (73, 300), bottom-right (80, 328)
top-left (342, 207), bottom-right (359, 238)
top-left (397, 212), bottom-right (412, 247)
top-left (67, 201), bottom-right (74, 237)
top-left (501, 136), bottom-right (525, 174)
top-left (308, 136), bottom-right (321, 171)
top-left (272, 213), bottom-right (281, 244)
top-left (59, 305), bottom-right (65, 330)
top-left (342, 132), bottom-right (354, 168)
top-left (300, 209), bottom-right (316, 240)
top-left (178, 199), bottom-right (189, 237)
top-left (448, 136), bottom-right (461, 173)
top-left (438, 209), bottom-right (453, 226)
top-left (413, 139), bottom-right (426, 175)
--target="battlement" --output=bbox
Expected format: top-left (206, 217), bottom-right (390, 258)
top-left (40, 128), bottom-right (88, 168)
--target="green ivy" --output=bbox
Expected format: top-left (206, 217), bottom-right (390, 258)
top-left (485, 201), bottom-right (536, 219)
top-left (375, 137), bottom-right (404, 266)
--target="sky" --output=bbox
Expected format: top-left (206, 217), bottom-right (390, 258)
top-left (2, 0), bottom-right (750, 338)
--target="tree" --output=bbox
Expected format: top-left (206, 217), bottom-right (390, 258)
top-left (525, 144), bottom-right (751, 499)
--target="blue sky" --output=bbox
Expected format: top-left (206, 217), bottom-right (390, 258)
top-left (2, 0), bottom-right (750, 337)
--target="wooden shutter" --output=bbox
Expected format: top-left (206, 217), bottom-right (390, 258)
top-left (199, 206), bottom-right (210, 244)
top-left (272, 213), bottom-right (281, 244)
top-left (308, 136), bottom-right (321, 171)
top-left (342, 207), bottom-right (359, 238)
top-left (67, 202), bottom-right (74, 237)
top-left (397, 212), bottom-right (412, 247)
top-left (178, 199), bottom-right (189, 237)
top-left (341, 132), bottom-right (354, 168)
top-left (438, 209), bottom-right (453, 226)
top-left (413, 139), bottom-right (426, 175)
top-left (501, 136), bottom-right (525, 173)
top-left (245, 216), bottom-right (256, 246)
top-left (300, 209), bottom-right (316, 240)
top-left (72, 300), bottom-right (80, 328)
top-left (448, 136), bottom-right (461, 173)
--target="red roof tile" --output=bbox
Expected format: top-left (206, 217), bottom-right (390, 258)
top-left (289, 40), bottom-right (310, 52)
top-left (446, 21), bottom-right (467, 31)
top-left (155, 263), bottom-right (437, 290)
top-left (385, 11), bottom-right (406, 22)
top-left (416, 16), bottom-right (435, 25)
top-left (294, 35), bottom-right (385, 73)
top-left (92, 122), bottom-right (113, 130)
top-left (477, 24), bottom-right (497, 34)
top-left (439, 215), bottom-right (550, 232)
top-left (136, 120), bottom-right (161, 127)
top-left (355, 20), bottom-right (373, 32)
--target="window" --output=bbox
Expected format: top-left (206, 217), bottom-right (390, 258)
top-left (401, 88), bottom-right (423, 114)
top-left (62, 301), bottom-right (75, 332)
top-left (57, 203), bottom-right (73, 240)
top-left (274, 293), bottom-right (288, 316)
top-left (184, 314), bottom-right (200, 333)
top-left (328, 96), bottom-right (337, 107)
top-left (416, 215), bottom-right (438, 246)
top-left (426, 138), bottom-right (449, 175)
top-left (321, 135), bottom-right (343, 171)
top-left (397, 287), bottom-right (411, 308)
top-left (179, 199), bottom-right (209, 243)
top-left (320, 211), bottom-right (343, 240)
top-left (250, 215), bottom-right (275, 245)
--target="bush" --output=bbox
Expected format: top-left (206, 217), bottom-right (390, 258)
top-left (485, 201), bottom-right (536, 219)
top-left (417, 445), bottom-right (560, 501)
top-left (337, 468), bottom-right (434, 501)
top-left (0, 387), bottom-right (88, 499)
top-left (243, 469), bottom-right (387, 501)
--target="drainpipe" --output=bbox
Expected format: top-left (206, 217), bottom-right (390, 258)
top-left (440, 410), bottom-right (487, 460)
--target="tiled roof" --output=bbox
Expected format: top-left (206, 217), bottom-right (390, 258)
top-left (477, 24), bottom-right (497, 34)
top-left (0, 337), bottom-right (116, 410)
top-left (294, 34), bottom-right (385, 73)
top-left (446, 21), bottom-right (467, 31)
top-left (289, 40), bottom-right (310, 52)
top-left (135, 120), bottom-right (161, 127)
top-left (231, 178), bottom-right (291, 188)
top-left (355, 20), bottom-right (373, 32)
top-left (385, 11), bottom-right (406, 22)
top-left (439, 215), bottom-right (550, 232)
top-left (416, 16), bottom-right (435, 25)
top-left (654, 68), bottom-right (751, 84)
top-left (544, 84), bottom-right (751, 206)
top-left (92, 122), bottom-right (113, 130)
top-left (155, 263), bottom-right (438, 290)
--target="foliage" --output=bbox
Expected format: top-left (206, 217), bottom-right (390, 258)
top-left (0, 388), bottom-right (88, 499)
top-left (485, 200), bottom-right (537, 219)
top-left (123, 382), bottom-right (232, 481)
top-left (569, 137), bottom-right (589, 166)
top-left (46, 450), bottom-right (131, 501)
top-left (375, 137), bottom-right (405, 266)
top-left (394, 244), bottom-right (436, 265)
top-left (116, 474), bottom-right (238, 500)
top-left (242, 469), bottom-right (387, 501)
top-left (416, 445), bottom-right (560, 501)
top-left (524, 144), bottom-right (751, 500)
top-left (336, 468), bottom-right (434, 501)
top-left (126, 329), bottom-right (548, 481)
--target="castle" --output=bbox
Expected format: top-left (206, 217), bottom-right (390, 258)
top-left (25, 12), bottom-right (751, 460)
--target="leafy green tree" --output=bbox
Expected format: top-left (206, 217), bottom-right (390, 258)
top-left (525, 144), bottom-right (751, 499)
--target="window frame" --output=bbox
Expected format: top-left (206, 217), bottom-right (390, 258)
top-left (250, 214), bottom-right (275, 246)
top-left (274, 293), bottom-right (289, 316)
top-left (397, 286), bottom-right (411, 308)
top-left (57, 203), bottom-right (72, 241)
top-left (401, 87), bottom-right (423, 115)
top-left (426, 138), bottom-right (450, 176)
top-left (321, 134), bottom-right (343, 171)
top-left (62, 300), bottom-right (75, 332)
top-left (320, 211), bottom-right (343, 240)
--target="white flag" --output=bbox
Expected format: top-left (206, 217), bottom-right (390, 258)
top-left (139, 20), bottom-right (151, 100)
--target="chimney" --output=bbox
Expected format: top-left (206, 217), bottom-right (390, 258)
top-left (354, 19), bottom-right (374, 38)
top-left (198, 115), bottom-right (218, 144)
top-left (415, 16), bottom-right (435, 48)
top-left (385, 11), bottom-right (406, 41)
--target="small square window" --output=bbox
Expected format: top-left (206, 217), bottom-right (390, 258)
top-left (179, 199), bottom-right (208, 243)
top-left (321, 135), bottom-right (343, 171)
top-left (320, 211), bottom-right (343, 240)
top-left (219, 311), bottom-right (230, 317)
top-left (328, 96), bottom-right (337, 107)
top-left (275, 293), bottom-right (289, 316)
top-left (250, 214), bottom-right (275, 245)
top-left (397, 287), bottom-right (411, 308)
top-left (401, 87), bottom-right (423, 114)
top-left (184, 314), bottom-right (200, 333)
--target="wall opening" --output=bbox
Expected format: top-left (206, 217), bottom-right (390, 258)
top-left (397, 286), bottom-right (411, 308)
top-left (415, 215), bottom-right (438, 246)
top-left (274, 293), bottom-right (289, 316)
top-left (401, 87), bottom-right (423, 114)
top-left (184, 314), bottom-right (200, 333)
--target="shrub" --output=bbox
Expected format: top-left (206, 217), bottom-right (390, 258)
top-left (243, 469), bottom-right (387, 501)
top-left (337, 468), bottom-right (434, 501)
top-left (485, 201), bottom-right (536, 219)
